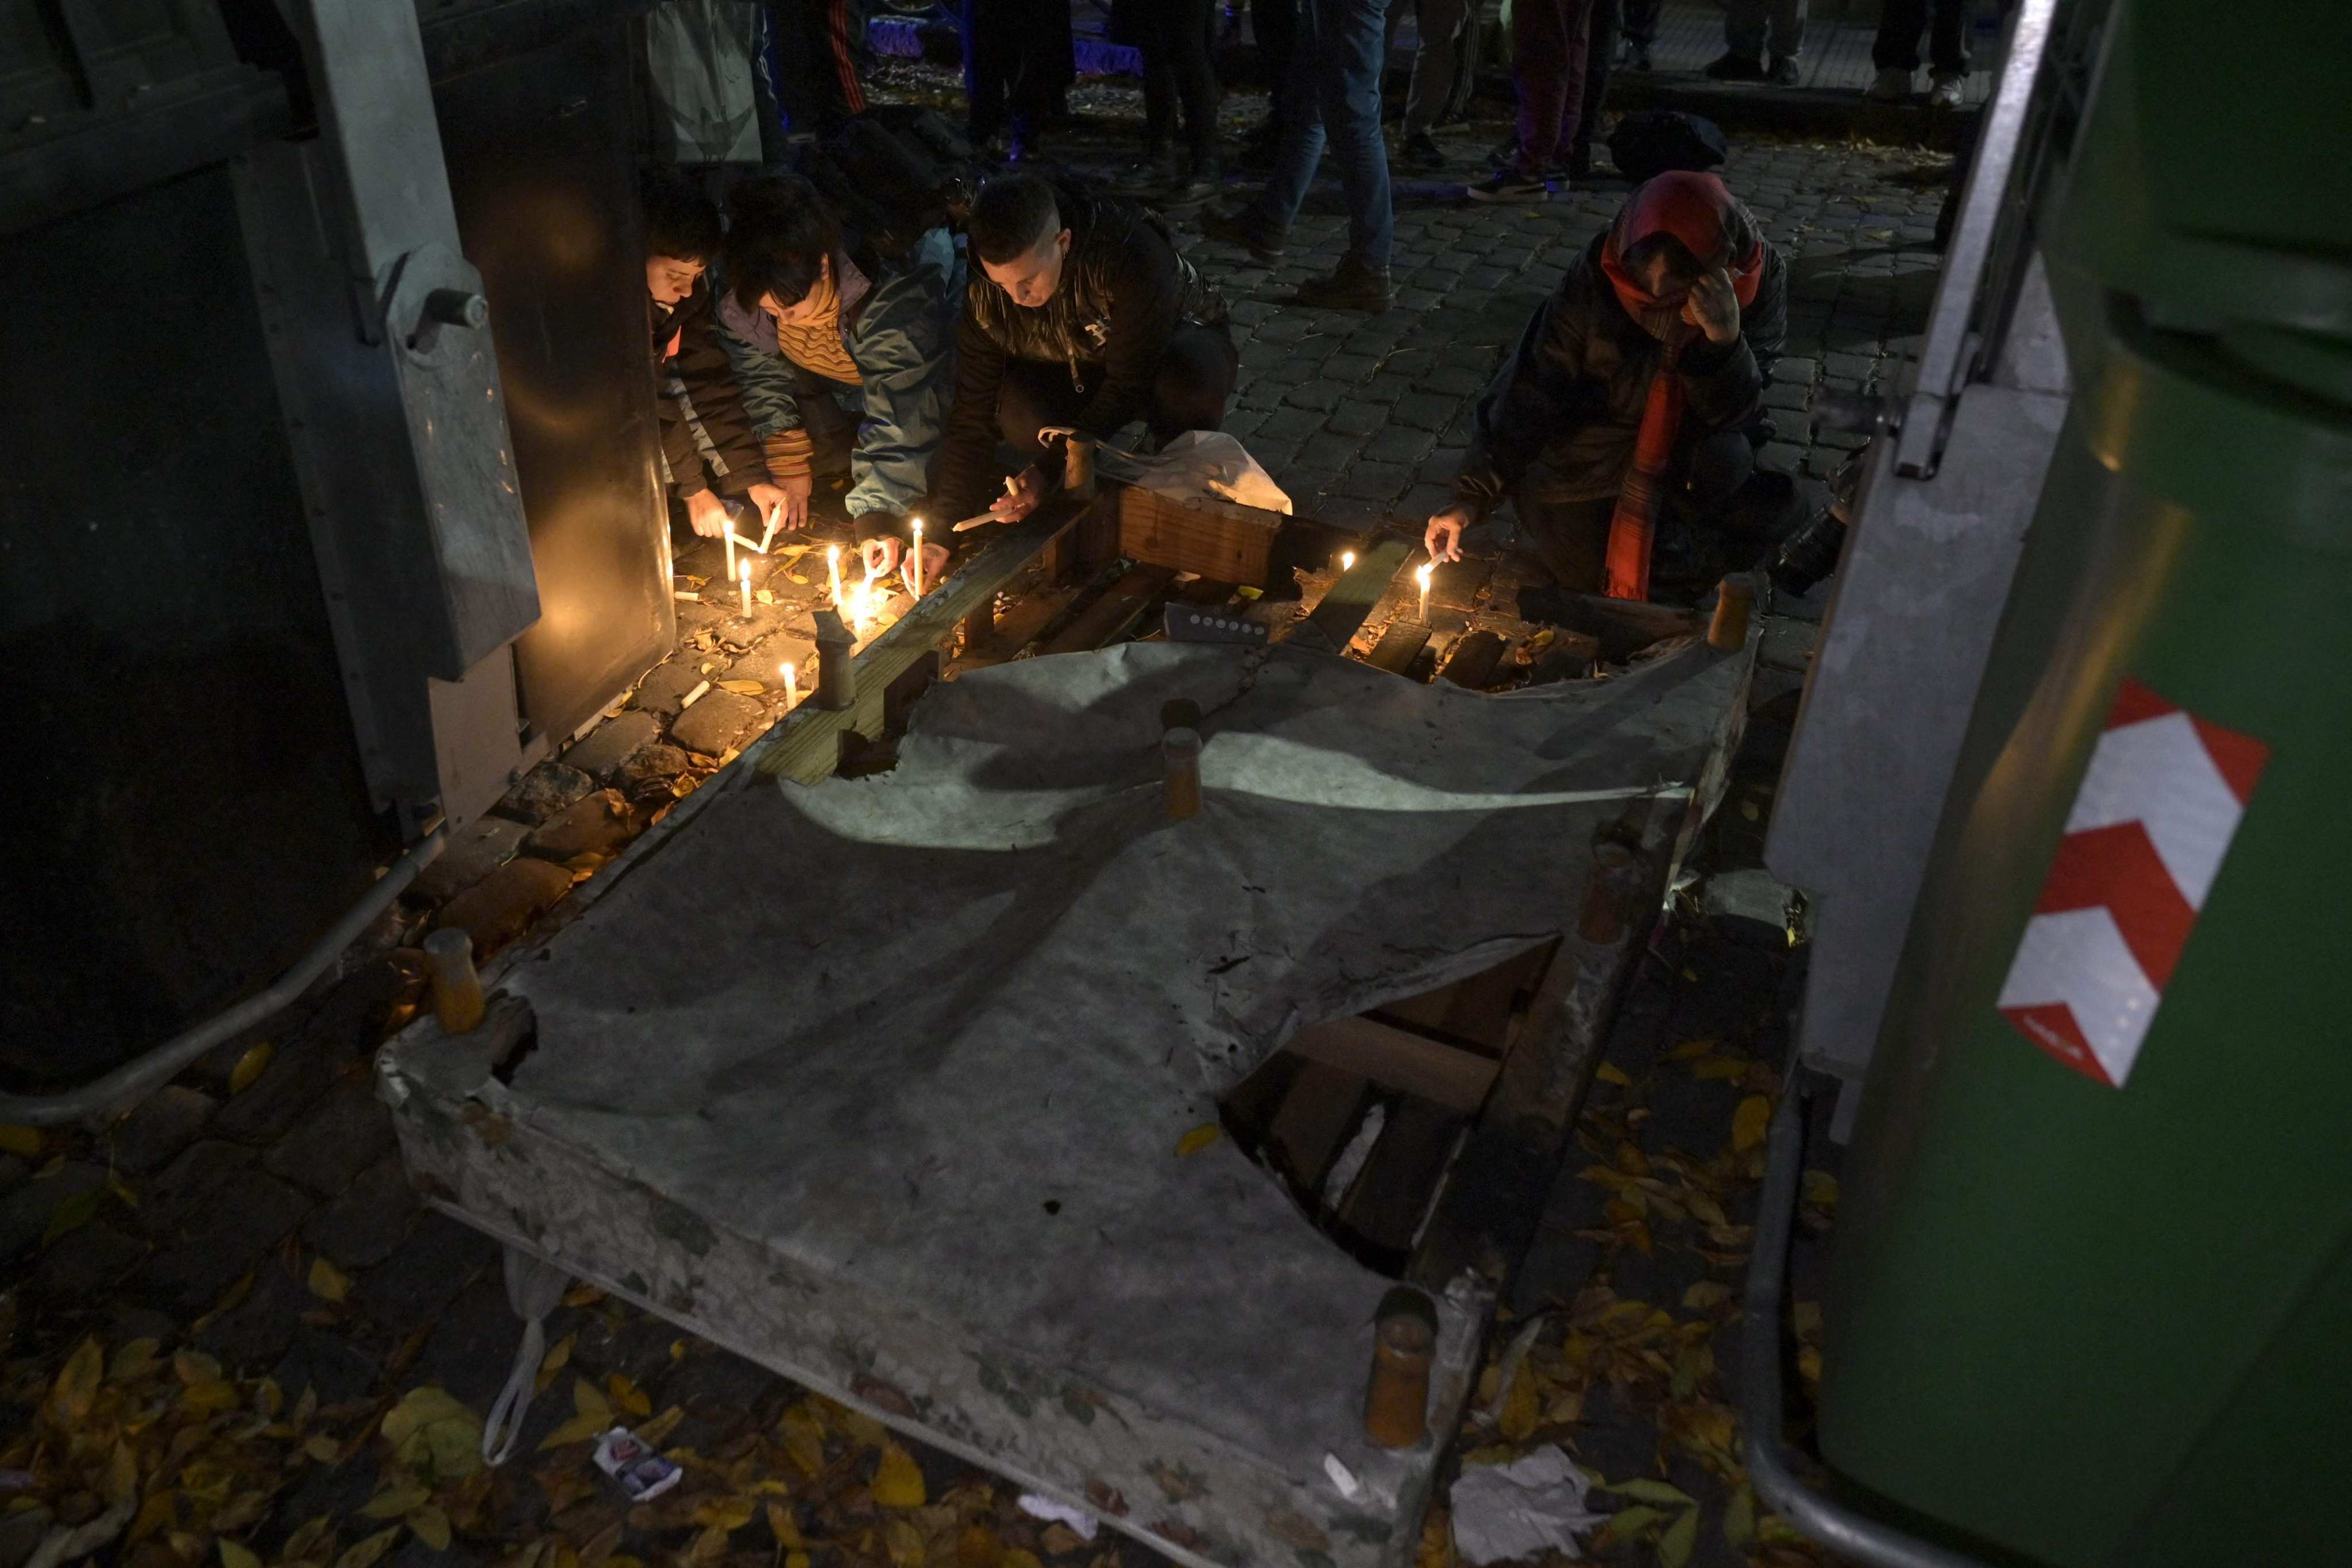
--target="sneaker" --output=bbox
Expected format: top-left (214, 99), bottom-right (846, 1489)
top-left (1399, 130), bottom-right (1446, 172)
top-left (1198, 204), bottom-right (1287, 262)
top-left (1161, 157), bottom-right (1223, 207)
top-left (1704, 52), bottom-right (1766, 80)
top-left (1467, 169), bottom-right (1550, 203)
top-left (1927, 71), bottom-right (1966, 109)
top-left (1767, 53), bottom-right (1800, 84)
top-left (1488, 134), bottom-right (1521, 169)
top-left (1290, 256), bottom-right (1393, 314)
top-left (1864, 66), bottom-right (1913, 102)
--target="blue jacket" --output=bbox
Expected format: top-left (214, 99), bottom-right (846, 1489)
top-left (715, 229), bottom-right (961, 537)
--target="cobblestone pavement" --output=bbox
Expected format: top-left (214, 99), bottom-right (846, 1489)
top-left (1, 78), bottom-right (1942, 1568)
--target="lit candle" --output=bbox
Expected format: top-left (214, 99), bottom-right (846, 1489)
top-left (910, 518), bottom-right (925, 598)
top-left (1416, 562), bottom-right (1433, 623)
top-left (781, 661), bottom-right (798, 709)
top-left (1341, 551), bottom-right (1356, 573)
top-left (739, 557), bottom-right (753, 616)
top-left (827, 544), bottom-right (843, 605)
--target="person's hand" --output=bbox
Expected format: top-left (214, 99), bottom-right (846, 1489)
top-left (1424, 504), bottom-right (1473, 565)
top-left (990, 465), bottom-right (1048, 523)
top-left (1683, 267), bottom-right (1741, 344)
top-left (746, 476), bottom-right (809, 534)
top-left (899, 541), bottom-right (951, 596)
top-left (860, 535), bottom-right (903, 578)
top-left (685, 488), bottom-right (729, 539)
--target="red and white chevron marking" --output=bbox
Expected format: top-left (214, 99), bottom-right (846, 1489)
top-left (1996, 678), bottom-right (2269, 1086)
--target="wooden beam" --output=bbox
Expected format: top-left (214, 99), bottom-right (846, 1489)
top-left (1118, 485), bottom-right (1282, 585)
top-left (1364, 621), bottom-right (1431, 676)
top-left (754, 499), bottom-right (1095, 786)
top-left (1439, 629), bottom-right (1509, 689)
top-left (1288, 537), bottom-right (1413, 652)
top-left (1285, 1016), bottom-right (1501, 1114)
top-left (1038, 564), bottom-right (1179, 656)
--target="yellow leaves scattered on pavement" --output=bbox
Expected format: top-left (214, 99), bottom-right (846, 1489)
top-left (0, 1123), bottom-right (41, 1156)
top-left (218, 1539), bottom-right (262, 1568)
top-left (381, 1385), bottom-right (484, 1483)
top-left (1732, 1094), bottom-right (1774, 1153)
top-left (605, 1371), bottom-right (651, 1418)
top-left (870, 1443), bottom-right (927, 1508)
top-left (1595, 1061), bottom-right (1633, 1087)
top-left (1175, 1123), bottom-right (1221, 1156)
top-left (539, 1377), bottom-right (613, 1450)
top-left (537, 1330), bottom-right (576, 1392)
top-left (228, 1040), bottom-right (274, 1094)
top-left (716, 680), bottom-right (766, 695)
top-left (308, 1256), bottom-right (351, 1303)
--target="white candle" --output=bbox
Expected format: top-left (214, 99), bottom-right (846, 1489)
top-left (910, 519), bottom-right (925, 598)
top-left (739, 558), bottom-right (753, 616)
top-left (724, 514), bottom-right (736, 582)
top-left (1341, 551), bottom-right (1356, 573)
top-left (781, 661), bottom-right (798, 709)
top-left (1416, 562), bottom-right (1433, 623)
top-left (827, 544), bottom-right (843, 605)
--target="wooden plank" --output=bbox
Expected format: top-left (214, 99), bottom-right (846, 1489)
top-left (1118, 484), bottom-right (1281, 585)
top-left (1337, 1099), bottom-right (1467, 1262)
top-left (1364, 622), bottom-right (1431, 675)
top-left (1265, 1060), bottom-right (1376, 1196)
top-left (1439, 629), bottom-right (1509, 689)
top-left (1370, 941), bottom-right (1557, 1055)
top-left (1285, 1016), bottom-right (1500, 1114)
top-left (754, 499), bottom-right (1095, 785)
top-left (1037, 564), bottom-right (1179, 656)
top-left (1288, 537), bottom-right (1413, 652)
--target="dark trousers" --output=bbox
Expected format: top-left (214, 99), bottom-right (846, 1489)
top-left (788, 362), bottom-right (862, 478)
top-left (1140, 0), bottom-right (1222, 163)
top-left (964, 0), bottom-right (1075, 140)
top-left (1569, 0), bottom-right (1619, 173)
top-left (766, 0), bottom-right (868, 132)
top-left (1515, 430), bottom-right (1776, 591)
top-left (1873, 0), bottom-right (1971, 75)
top-left (1619, 0), bottom-right (1659, 44)
top-left (996, 325), bottom-right (1239, 477)
top-left (1511, 0), bottom-right (1597, 175)
top-left (1254, 0), bottom-right (1300, 114)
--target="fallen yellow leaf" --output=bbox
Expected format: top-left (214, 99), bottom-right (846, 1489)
top-left (636, 1405), bottom-right (685, 1446)
top-left (766, 1503), bottom-right (804, 1551)
top-left (788, 573), bottom-right (810, 585)
top-left (1175, 1123), bottom-right (1221, 1157)
top-left (220, 1542), bottom-right (262, 1568)
top-left (716, 679), bottom-right (766, 696)
top-left (1596, 1062), bottom-right (1633, 1088)
top-left (1667, 1038), bottom-right (1716, 1060)
top-left (308, 1256), bottom-right (350, 1303)
top-left (361, 1482), bottom-right (431, 1519)
top-left (562, 1283), bottom-right (605, 1308)
top-left (304, 1435), bottom-right (340, 1463)
top-left (870, 1443), bottom-right (926, 1508)
top-left (607, 1372), bottom-right (651, 1418)
top-left (0, 1124), bottom-right (38, 1157)
top-left (754, 589), bottom-right (775, 605)
top-left (407, 1507), bottom-right (451, 1552)
top-left (1731, 1095), bottom-right (1772, 1153)
top-left (47, 1337), bottom-right (103, 1426)
top-left (331, 1525), bottom-right (402, 1568)
top-left (229, 1040), bottom-right (274, 1094)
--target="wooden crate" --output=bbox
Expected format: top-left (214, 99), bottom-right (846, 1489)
top-left (1117, 483), bottom-right (1284, 585)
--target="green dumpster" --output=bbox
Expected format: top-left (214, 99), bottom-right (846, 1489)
top-left (1812, 3), bottom-right (2352, 1565)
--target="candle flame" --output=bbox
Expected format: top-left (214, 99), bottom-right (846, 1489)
top-left (1341, 551), bottom-right (1356, 571)
top-left (1415, 563), bottom-right (1432, 589)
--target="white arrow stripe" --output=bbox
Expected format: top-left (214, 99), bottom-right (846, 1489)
top-left (2065, 713), bottom-right (2243, 910)
top-left (1998, 906), bottom-right (2164, 1086)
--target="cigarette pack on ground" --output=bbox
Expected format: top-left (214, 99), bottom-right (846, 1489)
top-left (592, 1427), bottom-right (683, 1501)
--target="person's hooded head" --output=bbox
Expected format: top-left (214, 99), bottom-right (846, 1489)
top-left (642, 167), bottom-right (722, 308)
top-left (1600, 171), bottom-right (1765, 342)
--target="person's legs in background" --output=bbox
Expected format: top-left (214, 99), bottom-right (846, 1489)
top-left (765, 0), bottom-right (870, 133)
top-left (1396, 0), bottom-right (1473, 170)
top-left (1764, 0), bottom-right (1806, 80)
top-left (1867, 0), bottom-right (1927, 99)
top-left (1289, 0), bottom-right (1395, 305)
top-left (1711, 0), bottom-right (1768, 78)
top-left (1130, 0), bottom-right (1185, 185)
top-left (1204, 7), bottom-right (1323, 256)
top-left (1164, 0), bottom-right (1225, 186)
top-left (1148, 325), bottom-right (1241, 442)
top-left (1473, 0), bottom-right (1589, 199)
top-left (1925, 0), bottom-right (1972, 106)
top-left (963, 0), bottom-right (1011, 144)
top-left (1246, 0), bottom-right (1299, 157)
top-left (1567, 0), bottom-right (1618, 178)
top-left (1617, 0), bottom-right (1658, 69)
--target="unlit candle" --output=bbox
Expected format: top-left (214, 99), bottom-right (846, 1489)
top-left (781, 661), bottom-right (798, 709)
top-left (910, 518), bottom-right (925, 597)
top-left (828, 544), bottom-right (843, 605)
top-left (739, 558), bottom-right (752, 615)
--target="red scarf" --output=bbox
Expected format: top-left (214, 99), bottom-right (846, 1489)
top-left (1597, 173), bottom-right (1764, 601)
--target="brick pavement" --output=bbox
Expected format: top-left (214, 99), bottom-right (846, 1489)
top-left (1, 92), bottom-right (1942, 1568)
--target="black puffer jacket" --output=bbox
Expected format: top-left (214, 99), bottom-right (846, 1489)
top-left (1453, 232), bottom-right (1787, 515)
top-left (651, 276), bottom-right (770, 500)
top-left (931, 183), bottom-right (1226, 520)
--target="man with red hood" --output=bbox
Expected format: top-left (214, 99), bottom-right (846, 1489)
top-left (1426, 172), bottom-right (1789, 602)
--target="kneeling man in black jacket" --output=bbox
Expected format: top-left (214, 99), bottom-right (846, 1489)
top-left (931, 175), bottom-right (1238, 527)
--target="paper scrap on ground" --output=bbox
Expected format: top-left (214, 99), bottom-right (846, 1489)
top-left (1016, 1495), bottom-right (1098, 1540)
top-left (1447, 1446), bottom-right (1605, 1566)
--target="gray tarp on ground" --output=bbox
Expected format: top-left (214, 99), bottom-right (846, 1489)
top-left (384, 637), bottom-right (1749, 1568)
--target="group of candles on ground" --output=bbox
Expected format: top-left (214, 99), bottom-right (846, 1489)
top-left (712, 503), bottom-right (936, 719)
